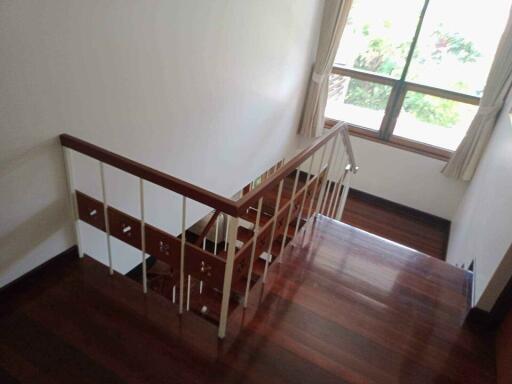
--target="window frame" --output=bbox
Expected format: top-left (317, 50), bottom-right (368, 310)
top-left (326, 0), bottom-right (482, 161)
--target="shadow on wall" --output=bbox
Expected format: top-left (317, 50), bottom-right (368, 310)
top-left (0, 137), bottom-right (73, 286)
top-left (0, 198), bottom-right (70, 278)
top-left (0, 138), bottom-right (57, 178)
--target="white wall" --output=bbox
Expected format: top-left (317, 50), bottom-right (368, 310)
top-left (349, 137), bottom-right (468, 220)
top-left (446, 105), bottom-right (512, 310)
top-left (0, 0), bottom-right (324, 285)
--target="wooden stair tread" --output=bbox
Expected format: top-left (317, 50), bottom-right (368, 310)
top-left (241, 208), bottom-right (272, 226)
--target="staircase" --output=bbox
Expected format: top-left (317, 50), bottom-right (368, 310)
top-left (0, 121), bottom-right (496, 383)
top-left (60, 121), bottom-right (356, 338)
top-left (0, 205), bottom-right (494, 384)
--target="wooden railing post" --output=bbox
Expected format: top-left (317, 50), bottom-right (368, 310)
top-left (218, 216), bottom-right (239, 339)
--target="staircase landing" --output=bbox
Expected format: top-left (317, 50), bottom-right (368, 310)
top-left (0, 216), bottom-right (495, 383)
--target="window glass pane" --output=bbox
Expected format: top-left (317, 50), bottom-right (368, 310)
top-left (325, 74), bottom-right (392, 130)
top-left (407, 0), bottom-right (511, 96)
top-left (393, 91), bottom-right (478, 150)
top-left (334, 0), bottom-right (424, 77)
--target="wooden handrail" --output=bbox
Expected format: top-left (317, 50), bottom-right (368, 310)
top-left (60, 121), bottom-right (353, 218)
top-left (234, 122), bottom-right (350, 213)
top-left (60, 134), bottom-right (239, 216)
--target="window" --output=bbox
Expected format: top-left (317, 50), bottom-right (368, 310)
top-left (326, 0), bottom-right (511, 158)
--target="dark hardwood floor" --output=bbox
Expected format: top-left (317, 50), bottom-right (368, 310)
top-left (342, 189), bottom-right (451, 260)
top-left (0, 216), bottom-right (493, 383)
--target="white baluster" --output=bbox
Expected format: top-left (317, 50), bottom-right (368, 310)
top-left (244, 197), bottom-right (263, 307)
top-left (263, 180), bottom-right (283, 283)
top-left (330, 150), bottom-right (348, 218)
top-left (327, 143), bottom-right (347, 218)
top-left (214, 214), bottom-right (219, 255)
top-left (63, 148), bottom-right (84, 258)
top-left (179, 196), bottom-right (186, 314)
top-left (317, 135), bottom-right (339, 216)
top-left (99, 162), bottom-right (113, 275)
top-left (294, 155), bottom-right (315, 237)
top-left (306, 144), bottom-right (327, 221)
top-left (335, 165), bottom-right (354, 221)
top-left (139, 179), bottom-right (147, 293)
top-left (279, 169), bottom-right (300, 260)
top-left (218, 216), bottom-right (239, 339)
top-left (186, 274), bottom-right (191, 311)
top-left (224, 215), bottom-right (230, 252)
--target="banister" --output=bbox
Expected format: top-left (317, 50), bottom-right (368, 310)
top-left (234, 121), bottom-right (350, 213)
top-left (60, 120), bottom-right (354, 218)
top-left (60, 134), bottom-right (239, 216)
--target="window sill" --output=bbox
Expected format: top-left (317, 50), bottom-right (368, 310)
top-left (325, 119), bottom-right (452, 162)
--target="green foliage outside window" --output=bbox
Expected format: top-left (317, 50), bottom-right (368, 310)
top-left (339, 22), bottom-right (480, 127)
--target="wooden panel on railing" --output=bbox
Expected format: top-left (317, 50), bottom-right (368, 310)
top-left (76, 190), bottom-right (106, 231)
top-left (145, 224), bottom-right (180, 269)
top-left (108, 207), bottom-right (142, 249)
top-left (147, 226), bottom-right (227, 290)
top-left (184, 243), bottom-right (226, 291)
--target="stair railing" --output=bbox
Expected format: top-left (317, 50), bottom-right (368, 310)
top-left (60, 120), bottom-right (356, 339)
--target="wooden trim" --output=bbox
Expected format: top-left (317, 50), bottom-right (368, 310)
top-left (60, 134), bottom-right (238, 216)
top-left (348, 188), bottom-right (451, 226)
top-left (331, 65), bottom-right (396, 86)
top-left (324, 119), bottom-right (452, 161)
top-left (405, 82), bottom-right (480, 105)
top-left (465, 307), bottom-right (493, 330)
top-left (388, 136), bottom-right (452, 161)
top-left (331, 68), bottom-right (481, 105)
top-left (0, 246), bottom-right (78, 294)
top-left (466, 246), bottom-right (512, 330)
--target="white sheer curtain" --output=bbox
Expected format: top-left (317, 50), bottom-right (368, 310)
top-left (443, 7), bottom-right (512, 181)
top-left (299, 0), bottom-right (353, 138)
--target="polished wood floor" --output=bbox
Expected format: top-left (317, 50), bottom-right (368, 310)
top-left (0, 216), bottom-right (494, 383)
top-left (342, 189), bottom-right (450, 260)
